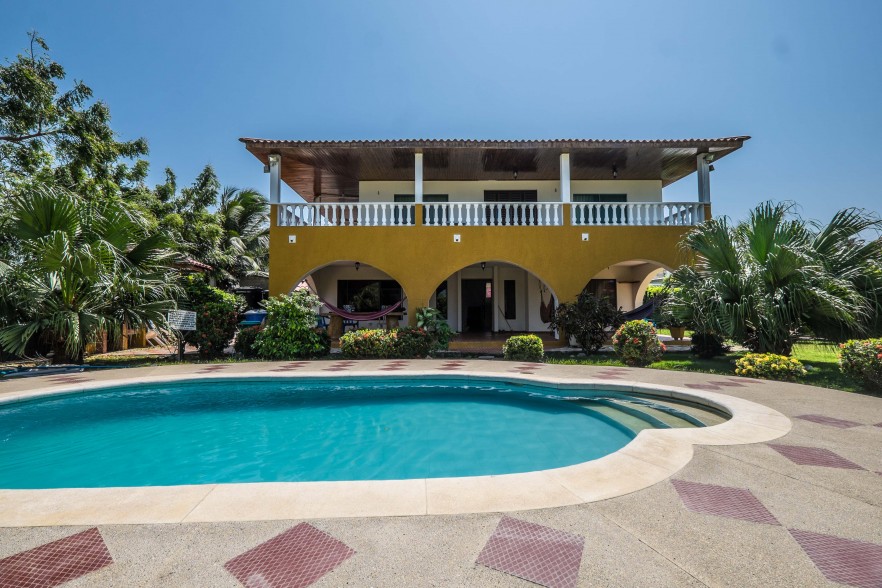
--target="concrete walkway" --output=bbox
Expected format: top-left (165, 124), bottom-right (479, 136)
top-left (0, 361), bottom-right (880, 587)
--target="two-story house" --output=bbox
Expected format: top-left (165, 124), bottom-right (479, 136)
top-left (241, 137), bottom-right (747, 339)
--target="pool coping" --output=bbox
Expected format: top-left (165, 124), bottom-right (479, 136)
top-left (0, 363), bottom-right (791, 527)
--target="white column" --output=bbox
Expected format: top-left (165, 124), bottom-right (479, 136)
top-left (455, 271), bottom-right (462, 332)
top-left (523, 270), bottom-right (531, 332)
top-left (414, 152), bottom-right (424, 203)
top-left (697, 153), bottom-right (711, 203)
top-left (492, 265), bottom-right (500, 332)
top-left (559, 152), bottom-right (571, 203)
top-left (268, 153), bottom-right (281, 204)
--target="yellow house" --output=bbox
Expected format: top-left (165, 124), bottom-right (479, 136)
top-left (241, 137), bottom-right (747, 337)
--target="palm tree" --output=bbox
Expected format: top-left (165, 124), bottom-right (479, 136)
top-left (211, 186), bottom-right (269, 286)
top-left (668, 202), bottom-right (881, 355)
top-left (0, 185), bottom-right (179, 363)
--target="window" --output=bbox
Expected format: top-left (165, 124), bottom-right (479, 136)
top-left (484, 190), bottom-right (538, 225)
top-left (585, 279), bottom-right (617, 304)
top-left (573, 194), bottom-right (628, 224)
top-left (337, 280), bottom-right (403, 312)
top-left (504, 280), bottom-right (516, 320)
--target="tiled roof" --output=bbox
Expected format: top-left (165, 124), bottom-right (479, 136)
top-left (239, 137), bottom-right (749, 148)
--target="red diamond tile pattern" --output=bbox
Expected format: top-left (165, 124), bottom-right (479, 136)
top-left (269, 362), bottom-right (310, 372)
top-left (225, 523), bottom-right (354, 588)
top-left (671, 480), bottom-right (780, 525)
top-left (198, 365), bottom-right (227, 373)
top-left (794, 414), bottom-right (863, 429)
top-left (0, 528), bottom-right (112, 588)
top-left (48, 376), bottom-right (91, 384)
top-left (476, 516), bottom-right (584, 588)
top-left (768, 444), bottom-right (865, 470)
top-left (789, 528), bottom-right (882, 588)
top-left (708, 380), bottom-right (748, 388)
top-left (874, 422), bottom-right (882, 428)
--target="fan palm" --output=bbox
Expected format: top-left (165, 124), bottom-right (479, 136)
top-left (668, 202), bottom-right (881, 355)
top-left (0, 185), bottom-right (179, 363)
top-left (207, 186), bottom-right (268, 287)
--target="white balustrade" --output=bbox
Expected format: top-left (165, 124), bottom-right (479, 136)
top-left (276, 203), bottom-right (415, 227)
top-left (570, 202), bottom-right (705, 226)
top-left (276, 202), bottom-right (705, 227)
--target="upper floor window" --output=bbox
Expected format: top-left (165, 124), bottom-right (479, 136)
top-left (394, 194), bottom-right (448, 224)
top-left (573, 194), bottom-right (628, 224)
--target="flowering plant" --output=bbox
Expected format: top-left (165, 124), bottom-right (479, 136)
top-left (735, 353), bottom-right (806, 381)
top-left (838, 338), bottom-right (882, 390)
top-left (611, 320), bottom-right (664, 366)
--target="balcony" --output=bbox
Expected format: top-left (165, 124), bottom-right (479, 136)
top-left (276, 201), bottom-right (707, 227)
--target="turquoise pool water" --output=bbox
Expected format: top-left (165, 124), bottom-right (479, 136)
top-left (0, 378), bottom-right (641, 489)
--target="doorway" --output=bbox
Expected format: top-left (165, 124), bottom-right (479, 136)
top-left (461, 279), bottom-right (493, 333)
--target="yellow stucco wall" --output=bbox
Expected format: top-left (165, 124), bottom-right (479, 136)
top-left (270, 204), bottom-right (693, 308)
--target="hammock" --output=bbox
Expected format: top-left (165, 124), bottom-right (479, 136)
top-left (319, 297), bottom-right (404, 321)
top-left (539, 286), bottom-right (555, 324)
top-left (623, 299), bottom-right (656, 321)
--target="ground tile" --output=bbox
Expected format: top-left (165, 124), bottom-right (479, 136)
top-left (224, 523), bottom-right (354, 588)
top-left (795, 414), bottom-right (863, 428)
top-left (476, 516), bottom-right (584, 588)
top-left (789, 528), bottom-right (882, 588)
top-left (671, 479), bottom-right (780, 525)
top-left (0, 527), bottom-right (112, 588)
top-left (768, 443), bottom-right (866, 470)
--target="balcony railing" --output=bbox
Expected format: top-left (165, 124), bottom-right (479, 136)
top-left (570, 202), bottom-right (705, 226)
top-left (276, 202), bottom-right (706, 227)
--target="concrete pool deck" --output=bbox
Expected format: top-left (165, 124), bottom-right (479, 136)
top-left (0, 360), bottom-right (880, 587)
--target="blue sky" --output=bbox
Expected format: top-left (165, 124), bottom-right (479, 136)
top-left (3, 0), bottom-right (881, 221)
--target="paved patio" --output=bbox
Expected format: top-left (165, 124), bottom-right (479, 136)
top-left (0, 361), bottom-right (880, 587)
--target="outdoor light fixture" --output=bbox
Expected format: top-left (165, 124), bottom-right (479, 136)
top-left (480, 261), bottom-right (487, 271)
top-left (612, 165), bottom-right (618, 179)
top-left (355, 261), bottom-right (361, 271)
top-left (709, 164), bottom-right (715, 172)
top-left (513, 169), bottom-right (519, 180)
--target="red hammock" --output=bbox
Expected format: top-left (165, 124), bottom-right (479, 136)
top-left (319, 297), bottom-right (404, 321)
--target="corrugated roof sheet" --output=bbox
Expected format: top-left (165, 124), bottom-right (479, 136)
top-left (239, 137), bottom-right (749, 147)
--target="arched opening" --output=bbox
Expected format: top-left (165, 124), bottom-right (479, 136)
top-left (427, 261), bottom-right (560, 346)
top-left (294, 261), bottom-right (410, 334)
top-left (582, 260), bottom-right (671, 312)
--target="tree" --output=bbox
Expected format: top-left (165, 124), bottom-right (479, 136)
top-left (668, 202), bottom-right (882, 355)
top-left (551, 291), bottom-right (624, 353)
top-left (0, 186), bottom-right (179, 363)
top-left (0, 32), bottom-right (148, 198)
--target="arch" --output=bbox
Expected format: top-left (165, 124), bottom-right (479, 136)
top-left (289, 259), bottom-right (411, 295)
top-left (426, 259), bottom-right (561, 334)
top-left (581, 259), bottom-right (671, 312)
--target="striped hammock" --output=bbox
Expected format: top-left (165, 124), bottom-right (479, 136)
top-left (319, 298), bottom-right (404, 321)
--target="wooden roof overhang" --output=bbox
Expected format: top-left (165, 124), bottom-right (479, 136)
top-left (240, 137), bottom-right (749, 201)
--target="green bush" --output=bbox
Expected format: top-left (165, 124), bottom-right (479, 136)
top-left (839, 338), bottom-right (882, 390)
top-left (182, 275), bottom-right (243, 358)
top-left (414, 307), bottom-right (454, 350)
top-left (255, 291), bottom-right (330, 359)
top-left (690, 332), bottom-right (730, 359)
top-left (503, 334), bottom-right (544, 362)
top-left (234, 326), bottom-right (261, 358)
top-left (735, 353), bottom-right (806, 381)
top-left (340, 329), bottom-right (395, 359)
top-left (393, 327), bottom-right (433, 358)
top-left (340, 327), bottom-right (433, 359)
top-left (551, 290), bottom-right (624, 353)
top-left (612, 320), bottom-right (665, 366)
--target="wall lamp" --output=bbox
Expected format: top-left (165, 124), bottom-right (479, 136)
top-left (612, 165), bottom-right (618, 179)
top-left (355, 261), bottom-right (361, 271)
top-left (480, 261), bottom-right (487, 271)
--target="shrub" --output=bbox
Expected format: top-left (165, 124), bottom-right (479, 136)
top-left (255, 291), bottom-right (330, 359)
top-left (551, 291), bottom-right (624, 353)
top-left (182, 275), bottom-right (243, 358)
top-left (340, 329), bottom-right (395, 359)
top-left (340, 327), bottom-right (433, 359)
top-left (839, 338), bottom-right (882, 390)
top-left (234, 326), bottom-right (261, 358)
top-left (414, 307), bottom-right (454, 350)
top-left (735, 353), bottom-right (806, 381)
top-left (503, 334), bottom-right (544, 362)
top-left (393, 327), bottom-right (433, 358)
top-left (612, 320), bottom-right (665, 366)
top-left (691, 332), bottom-right (730, 359)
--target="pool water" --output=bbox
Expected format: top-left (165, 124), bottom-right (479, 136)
top-left (0, 378), bottom-right (658, 489)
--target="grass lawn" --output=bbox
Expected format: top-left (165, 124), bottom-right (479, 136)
top-left (548, 340), bottom-right (872, 395)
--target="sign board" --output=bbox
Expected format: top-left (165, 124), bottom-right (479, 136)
top-left (167, 310), bottom-right (197, 331)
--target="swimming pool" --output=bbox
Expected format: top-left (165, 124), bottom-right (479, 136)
top-left (0, 377), bottom-right (711, 489)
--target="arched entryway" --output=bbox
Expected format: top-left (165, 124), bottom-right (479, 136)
top-left (582, 260), bottom-right (670, 312)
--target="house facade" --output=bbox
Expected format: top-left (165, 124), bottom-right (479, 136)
top-left (241, 137), bottom-right (747, 334)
